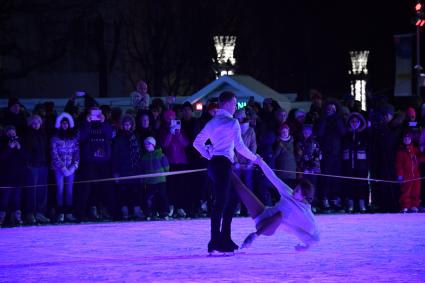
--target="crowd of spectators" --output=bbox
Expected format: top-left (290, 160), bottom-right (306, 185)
top-left (1, 86), bottom-right (425, 227)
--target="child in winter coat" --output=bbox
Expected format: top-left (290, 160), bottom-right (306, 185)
top-left (396, 131), bottom-right (425, 213)
top-left (295, 124), bottom-right (322, 212)
top-left (140, 136), bottom-right (170, 220)
top-left (273, 123), bottom-right (297, 187)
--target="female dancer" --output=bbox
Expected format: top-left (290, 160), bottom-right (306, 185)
top-left (232, 156), bottom-right (320, 251)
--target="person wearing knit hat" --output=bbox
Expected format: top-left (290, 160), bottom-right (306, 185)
top-left (144, 136), bottom-right (156, 148)
top-left (295, 109), bottom-right (306, 120)
top-left (76, 103), bottom-right (114, 221)
top-left (0, 122), bottom-right (26, 226)
top-left (162, 109), bottom-right (176, 123)
top-left (3, 97), bottom-right (27, 136)
top-left (298, 123), bottom-right (321, 173)
top-left (112, 114), bottom-right (144, 221)
top-left (380, 103), bottom-right (395, 121)
top-left (275, 123), bottom-right (297, 187)
top-left (316, 99), bottom-right (347, 213)
top-left (406, 107), bottom-right (416, 121)
top-left (159, 106), bottom-right (190, 219)
top-left (278, 123), bottom-right (290, 134)
top-left (25, 111), bottom-right (51, 224)
top-left (293, 109), bottom-right (307, 132)
top-left (8, 97), bottom-right (21, 110)
top-left (27, 115), bottom-right (43, 129)
top-left (140, 135), bottom-right (170, 220)
top-left (404, 107), bottom-right (421, 145)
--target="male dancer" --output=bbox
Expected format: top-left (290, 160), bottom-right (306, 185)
top-left (193, 91), bottom-right (258, 254)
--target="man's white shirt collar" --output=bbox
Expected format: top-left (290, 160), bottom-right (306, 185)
top-left (215, 108), bottom-right (233, 118)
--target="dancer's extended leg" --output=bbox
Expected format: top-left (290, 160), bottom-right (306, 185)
top-left (231, 173), bottom-right (264, 218)
top-left (256, 211), bottom-right (283, 236)
top-left (241, 211), bottom-right (283, 249)
top-left (232, 172), bottom-right (284, 249)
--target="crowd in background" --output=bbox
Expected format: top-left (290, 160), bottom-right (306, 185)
top-left (1, 84), bottom-right (425, 227)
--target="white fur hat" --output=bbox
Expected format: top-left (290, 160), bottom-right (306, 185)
top-left (144, 136), bottom-right (156, 147)
top-left (55, 112), bottom-right (75, 129)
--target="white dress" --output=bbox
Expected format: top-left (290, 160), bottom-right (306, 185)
top-left (254, 188), bottom-right (320, 246)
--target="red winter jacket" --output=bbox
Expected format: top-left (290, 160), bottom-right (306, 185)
top-left (396, 144), bottom-right (425, 179)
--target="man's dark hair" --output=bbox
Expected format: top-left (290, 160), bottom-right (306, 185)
top-left (218, 91), bottom-right (236, 106)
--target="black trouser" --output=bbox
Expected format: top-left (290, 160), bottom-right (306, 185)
top-left (25, 166), bottom-right (49, 215)
top-left (144, 182), bottom-right (169, 217)
top-left (320, 154), bottom-right (341, 200)
top-left (186, 159), bottom-right (205, 215)
top-left (370, 170), bottom-right (399, 212)
top-left (115, 182), bottom-right (143, 208)
top-left (208, 156), bottom-right (237, 243)
top-left (167, 164), bottom-right (191, 212)
top-left (343, 168), bottom-right (369, 201)
top-left (75, 162), bottom-right (114, 219)
top-left (0, 188), bottom-right (22, 212)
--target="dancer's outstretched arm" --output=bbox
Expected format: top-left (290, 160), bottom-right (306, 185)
top-left (256, 156), bottom-right (292, 196)
top-left (290, 226), bottom-right (320, 251)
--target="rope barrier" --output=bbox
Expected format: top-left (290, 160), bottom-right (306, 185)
top-left (272, 169), bottom-right (403, 184)
top-left (0, 168), bottom-right (207, 189)
top-left (0, 166), bottom-right (421, 190)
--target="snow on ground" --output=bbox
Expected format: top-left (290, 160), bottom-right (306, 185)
top-left (0, 214), bottom-right (424, 282)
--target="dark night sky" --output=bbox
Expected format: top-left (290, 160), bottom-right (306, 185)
top-left (0, 0), bottom-right (422, 100)
top-left (218, 0), bottom-right (419, 99)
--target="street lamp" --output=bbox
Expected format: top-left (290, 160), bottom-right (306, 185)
top-left (349, 50), bottom-right (369, 111)
top-left (213, 35), bottom-right (237, 78)
top-left (414, 1), bottom-right (424, 96)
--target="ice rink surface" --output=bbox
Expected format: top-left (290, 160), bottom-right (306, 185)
top-left (1, 214), bottom-right (425, 282)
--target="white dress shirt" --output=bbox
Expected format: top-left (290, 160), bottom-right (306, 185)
top-left (193, 109), bottom-right (257, 163)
